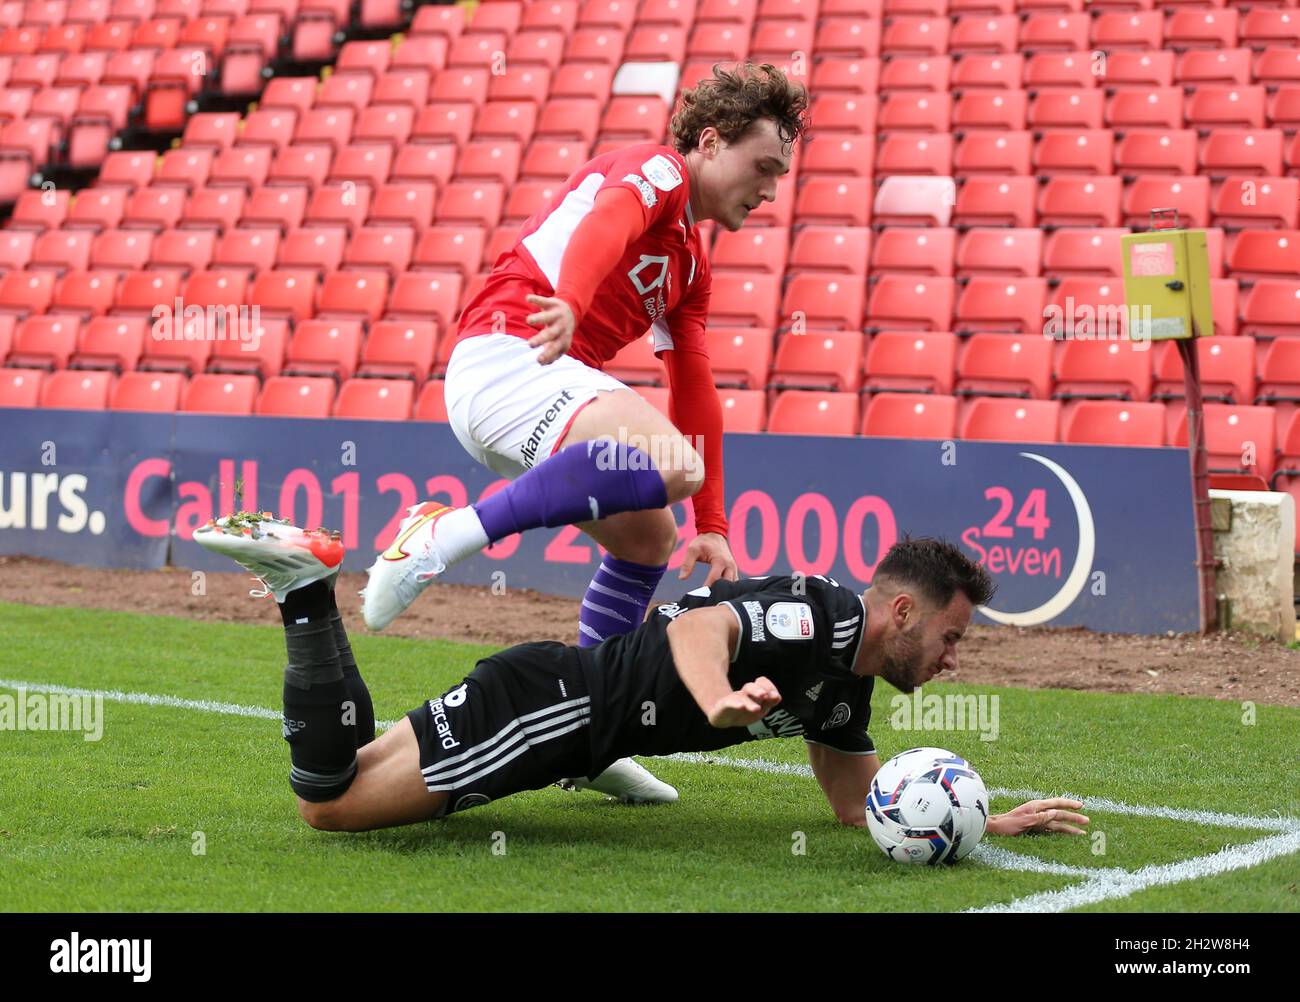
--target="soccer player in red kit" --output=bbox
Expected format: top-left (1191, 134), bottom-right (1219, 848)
top-left (362, 63), bottom-right (809, 802)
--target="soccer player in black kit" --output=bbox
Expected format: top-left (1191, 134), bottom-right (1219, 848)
top-left (195, 516), bottom-right (1088, 840)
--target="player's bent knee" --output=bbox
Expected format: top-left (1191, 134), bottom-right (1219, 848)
top-left (659, 440), bottom-right (705, 504)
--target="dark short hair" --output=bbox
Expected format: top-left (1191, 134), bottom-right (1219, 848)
top-left (874, 536), bottom-right (996, 609)
top-left (670, 62), bottom-right (810, 156)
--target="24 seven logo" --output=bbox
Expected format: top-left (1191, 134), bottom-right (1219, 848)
top-left (628, 255), bottom-right (669, 295)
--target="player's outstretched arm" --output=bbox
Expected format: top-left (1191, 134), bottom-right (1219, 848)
top-left (807, 743), bottom-right (880, 828)
top-left (666, 606), bottom-right (781, 728)
top-left (987, 798), bottom-right (1090, 837)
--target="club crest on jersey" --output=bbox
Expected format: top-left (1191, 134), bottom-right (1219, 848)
top-left (822, 703), bottom-right (852, 730)
top-left (623, 173), bottom-right (657, 207)
top-left (766, 602), bottom-right (814, 640)
top-left (641, 154), bottom-right (682, 192)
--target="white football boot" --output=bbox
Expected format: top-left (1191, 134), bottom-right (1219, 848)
top-left (559, 758), bottom-right (679, 805)
top-left (193, 513), bottom-right (344, 601)
top-left (362, 501), bottom-right (458, 631)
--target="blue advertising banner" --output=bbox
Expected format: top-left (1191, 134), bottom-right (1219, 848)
top-left (0, 407), bottom-right (1200, 634)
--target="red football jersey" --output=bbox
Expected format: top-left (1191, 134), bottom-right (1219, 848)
top-left (456, 142), bottom-right (712, 369)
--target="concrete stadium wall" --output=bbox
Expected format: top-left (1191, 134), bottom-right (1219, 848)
top-left (1211, 489), bottom-right (1298, 644)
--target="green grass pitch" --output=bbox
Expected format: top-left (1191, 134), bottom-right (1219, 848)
top-left (1, 602), bottom-right (1296, 912)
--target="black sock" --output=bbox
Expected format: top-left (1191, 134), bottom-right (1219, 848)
top-left (280, 584), bottom-right (357, 803)
top-left (326, 589), bottom-right (376, 748)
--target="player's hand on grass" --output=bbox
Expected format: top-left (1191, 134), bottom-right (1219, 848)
top-left (525, 294), bottom-right (576, 365)
top-left (678, 532), bottom-right (739, 586)
top-left (707, 677), bottom-right (781, 729)
top-left (987, 798), bottom-right (1090, 837)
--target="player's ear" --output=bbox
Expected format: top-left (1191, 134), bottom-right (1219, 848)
top-left (698, 126), bottom-right (721, 158)
top-left (891, 592), bottom-right (914, 630)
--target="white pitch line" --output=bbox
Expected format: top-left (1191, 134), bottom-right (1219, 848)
top-left (970, 829), bottom-right (1300, 913)
top-left (4, 676), bottom-right (1299, 854)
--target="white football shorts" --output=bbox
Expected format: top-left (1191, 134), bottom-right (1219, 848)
top-left (444, 332), bottom-right (632, 480)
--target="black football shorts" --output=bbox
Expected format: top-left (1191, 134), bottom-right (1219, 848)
top-left (406, 642), bottom-right (595, 816)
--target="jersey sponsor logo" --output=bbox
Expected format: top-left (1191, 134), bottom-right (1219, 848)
top-left (822, 702), bottom-right (852, 730)
top-left (747, 707), bottom-right (805, 740)
top-left (623, 173), bottom-right (658, 208)
top-left (628, 254), bottom-right (669, 295)
top-left (766, 602), bottom-right (814, 640)
top-left (520, 389), bottom-right (576, 468)
top-left (641, 154), bottom-right (682, 192)
top-left (656, 601), bottom-right (687, 620)
top-left (742, 601), bottom-right (767, 642)
top-left (427, 686), bottom-right (465, 750)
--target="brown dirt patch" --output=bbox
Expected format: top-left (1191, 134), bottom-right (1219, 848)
top-left (2, 555), bottom-right (1297, 707)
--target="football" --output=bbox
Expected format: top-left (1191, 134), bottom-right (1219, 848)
top-left (866, 747), bottom-right (990, 865)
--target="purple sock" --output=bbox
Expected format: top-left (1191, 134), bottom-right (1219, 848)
top-left (474, 441), bottom-right (669, 543)
top-left (578, 556), bottom-right (667, 647)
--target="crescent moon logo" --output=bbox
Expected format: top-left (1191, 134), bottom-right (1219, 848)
top-left (978, 453), bottom-right (1096, 627)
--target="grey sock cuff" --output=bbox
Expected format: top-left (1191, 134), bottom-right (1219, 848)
top-left (284, 619), bottom-right (343, 688)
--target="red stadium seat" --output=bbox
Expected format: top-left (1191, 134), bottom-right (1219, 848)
top-left (256, 375), bottom-right (334, 418)
top-left (277, 227), bottom-right (344, 274)
top-left (52, 269), bottom-right (117, 317)
top-left (804, 132), bottom-right (876, 178)
top-left (110, 370), bottom-right (184, 412)
top-left (604, 332), bottom-right (663, 386)
top-left (1020, 13), bottom-right (1089, 52)
top-left (0, 270), bottom-right (55, 315)
top-left (794, 177), bottom-right (872, 226)
top-left (1211, 177), bottom-right (1299, 230)
top-left (213, 228), bottom-right (280, 274)
top-left (157, 148), bottom-right (216, 190)
top-left (1177, 49), bottom-right (1253, 87)
top-left (949, 14), bottom-right (1017, 54)
top-left (1024, 51), bottom-right (1098, 89)
top-left (1092, 11), bottom-right (1163, 51)
top-left (40, 368), bottom-right (113, 409)
top-left (1028, 89), bottom-right (1105, 130)
top-left (956, 333), bottom-right (1054, 398)
top-left (861, 392), bottom-right (958, 440)
top-left (71, 314), bottom-right (147, 372)
top-left (870, 227), bottom-right (955, 277)
top-left (207, 315), bottom-right (288, 380)
top-left (1166, 9), bottom-right (1239, 51)
top-left (788, 226), bottom-right (869, 277)
top-left (780, 275), bottom-right (865, 333)
top-left (1114, 130), bottom-right (1198, 177)
top-left (711, 226), bottom-right (789, 276)
top-left (878, 54), bottom-right (945, 92)
top-left (960, 397), bottom-right (1060, 443)
top-left (1201, 130), bottom-right (1285, 179)
top-left (1239, 279), bottom-right (1300, 338)
top-left (413, 377), bottom-right (449, 421)
top-left (955, 228), bottom-right (1041, 278)
top-left (1054, 339), bottom-right (1152, 401)
top-left (950, 52), bottom-right (1022, 90)
top-left (247, 268), bottom-right (316, 322)
top-left (1186, 85), bottom-right (1267, 131)
top-left (1257, 339), bottom-right (1300, 407)
top-left (1042, 228), bottom-right (1129, 279)
top-left (706, 327), bottom-right (773, 390)
top-left (866, 275), bottom-right (955, 331)
top-left (713, 388), bottom-right (765, 433)
top-left (0, 230), bottom-right (36, 272)
top-left (767, 390), bottom-right (859, 436)
top-left (0, 366), bottom-right (43, 407)
top-left (1038, 176), bottom-right (1122, 227)
top-left (1031, 129), bottom-right (1113, 176)
top-left (863, 330), bottom-right (957, 394)
top-left (1171, 403), bottom-right (1277, 479)
top-left (181, 372), bottom-right (259, 414)
top-left (875, 132), bottom-right (951, 176)
top-left (31, 229), bottom-right (94, 272)
top-left (707, 273), bottom-right (781, 328)
top-left (955, 277), bottom-right (1048, 334)
top-left (1153, 338), bottom-right (1255, 406)
top-left (148, 229), bottom-right (216, 273)
top-left (284, 318), bottom-right (362, 381)
top-left (1061, 400), bottom-right (1166, 446)
top-left (1123, 176), bottom-right (1210, 229)
top-left (953, 176), bottom-right (1036, 228)
top-left (1240, 9), bottom-right (1300, 49)
top-left (1106, 88), bottom-right (1184, 130)
top-left (770, 330), bottom-right (864, 391)
top-left (878, 92), bottom-right (951, 133)
top-left (357, 320), bottom-right (438, 382)
top-left (8, 314), bottom-right (80, 369)
top-left (333, 377), bottom-right (414, 420)
top-left (386, 271), bottom-right (461, 327)
top-left (1227, 230), bottom-right (1300, 283)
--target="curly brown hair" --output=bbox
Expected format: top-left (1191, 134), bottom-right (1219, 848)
top-left (670, 62), bottom-right (810, 156)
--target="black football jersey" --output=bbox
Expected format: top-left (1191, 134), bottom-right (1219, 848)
top-left (575, 574), bottom-right (877, 775)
